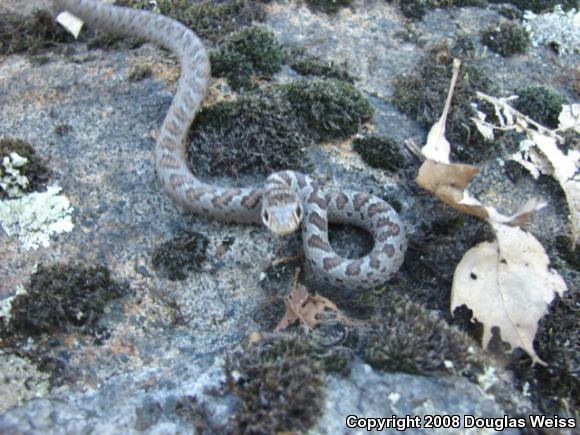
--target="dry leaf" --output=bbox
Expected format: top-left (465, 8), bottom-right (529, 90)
top-left (275, 275), bottom-right (350, 331)
top-left (451, 224), bottom-right (567, 365)
top-left (421, 59), bottom-right (461, 163)
top-left (56, 0), bottom-right (116, 38)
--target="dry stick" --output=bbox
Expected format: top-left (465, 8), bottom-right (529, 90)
top-left (475, 91), bottom-right (563, 141)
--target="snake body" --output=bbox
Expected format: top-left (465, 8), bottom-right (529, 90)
top-left (53, 0), bottom-right (406, 290)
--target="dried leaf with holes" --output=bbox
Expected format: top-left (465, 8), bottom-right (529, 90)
top-left (451, 223), bottom-right (567, 365)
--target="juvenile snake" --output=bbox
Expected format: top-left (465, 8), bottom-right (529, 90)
top-left (53, 0), bottom-right (406, 290)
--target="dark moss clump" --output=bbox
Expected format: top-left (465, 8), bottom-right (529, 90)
top-left (481, 21), bottom-right (530, 57)
top-left (512, 86), bottom-right (568, 129)
top-left (7, 264), bottom-right (127, 337)
top-left (508, 278), bottom-right (579, 414)
top-left (175, 396), bottom-right (219, 433)
top-left (281, 79), bottom-right (374, 142)
top-left (151, 231), bottom-right (209, 281)
top-left (507, 0), bottom-right (579, 13)
top-left (210, 26), bottom-right (285, 90)
top-left (147, 0), bottom-right (266, 43)
top-left (394, 0), bottom-right (486, 20)
top-left (304, 0), bottom-right (354, 14)
top-left (361, 293), bottom-right (485, 377)
top-left (451, 34), bottom-right (477, 59)
top-left (352, 135), bottom-right (407, 171)
top-left (189, 90), bottom-right (313, 177)
top-left (0, 9), bottom-right (72, 55)
top-left (127, 64), bottom-right (153, 82)
top-left (0, 137), bottom-right (50, 199)
top-left (286, 48), bottom-right (354, 82)
top-left (53, 124), bottom-right (73, 136)
top-left (392, 46), bottom-right (493, 162)
top-left (224, 334), bottom-right (325, 433)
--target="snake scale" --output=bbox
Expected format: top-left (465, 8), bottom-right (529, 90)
top-left (53, 0), bottom-right (406, 290)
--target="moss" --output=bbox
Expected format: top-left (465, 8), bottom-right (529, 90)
top-left (0, 137), bottom-right (50, 199)
top-left (175, 396), bottom-right (218, 433)
top-left (352, 135), bottom-right (407, 171)
top-left (127, 64), bottom-right (153, 82)
top-left (394, 0), bottom-right (487, 20)
top-left (281, 79), bottom-right (374, 142)
top-left (144, 0), bottom-right (266, 43)
top-left (0, 9), bottom-right (72, 55)
top-left (151, 231), bottom-right (209, 281)
top-left (392, 45), bottom-right (493, 162)
top-left (450, 33), bottom-right (477, 59)
top-left (286, 48), bottom-right (354, 82)
top-left (481, 21), bottom-right (530, 57)
top-left (512, 86), bottom-right (568, 129)
top-left (507, 0), bottom-right (579, 13)
top-left (361, 293), bottom-right (486, 377)
top-left (224, 334), bottom-right (325, 433)
top-left (210, 26), bottom-right (285, 90)
top-left (53, 124), bottom-right (72, 136)
top-left (189, 89), bottom-right (313, 177)
top-left (508, 275), bottom-right (579, 415)
top-left (304, 0), bottom-right (354, 14)
top-left (6, 264), bottom-right (127, 337)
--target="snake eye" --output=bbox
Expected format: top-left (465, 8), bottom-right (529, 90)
top-left (295, 206), bottom-right (302, 220)
top-left (262, 210), bottom-right (270, 222)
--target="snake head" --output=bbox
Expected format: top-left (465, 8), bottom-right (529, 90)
top-left (261, 190), bottom-right (303, 235)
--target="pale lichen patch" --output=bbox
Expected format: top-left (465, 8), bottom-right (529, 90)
top-left (0, 185), bottom-right (74, 250)
top-left (0, 152), bottom-right (30, 198)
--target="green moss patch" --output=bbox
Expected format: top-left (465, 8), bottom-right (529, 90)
top-left (151, 231), bottom-right (209, 281)
top-left (393, 0), bottom-right (487, 20)
top-left (0, 137), bottom-right (50, 200)
top-left (139, 0), bottom-right (266, 43)
top-left (281, 79), bottom-right (374, 142)
top-left (6, 264), bottom-right (127, 337)
top-left (506, 0), bottom-right (579, 13)
top-left (481, 21), bottom-right (530, 57)
top-left (286, 47), bottom-right (354, 82)
top-left (304, 0), bottom-right (354, 14)
top-left (189, 90), bottom-right (313, 177)
top-left (224, 334), bottom-right (326, 433)
top-left (352, 135), bottom-right (407, 171)
top-left (361, 293), bottom-right (486, 377)
top-left (392, 46), bottom-right (493, 162)
top-left (0, 9), bottom-right (71, 55)
top-left (513, 86), bottom-right (568, 129)
top-left (210, 26), bottom-right (285, 90)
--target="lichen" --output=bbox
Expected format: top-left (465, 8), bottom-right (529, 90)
top-left (0, 185), bottom-right (74, 250)
top-left (1, 153), bottom-right (30, 198)
top-left (0, 137), bottom-right (50, 199)
top-left (481, 21), bottom-right (530, 57)
top-left (523, 5), bottom-right (580, 55)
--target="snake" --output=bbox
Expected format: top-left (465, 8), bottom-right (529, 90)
top-left (52, 0), bottom-right (406, 290)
